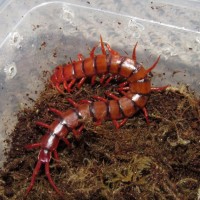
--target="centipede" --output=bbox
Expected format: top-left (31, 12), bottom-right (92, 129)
top-left (24, 36), bottom-right (168, 199)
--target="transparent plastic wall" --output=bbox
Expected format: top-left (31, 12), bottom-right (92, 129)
top-left (0, 0), bottom-right (200, 166)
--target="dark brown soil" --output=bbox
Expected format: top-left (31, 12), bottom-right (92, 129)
top-left (0, 81), bottom-right (199, 200)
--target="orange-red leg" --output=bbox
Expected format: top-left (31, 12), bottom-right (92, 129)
top-left (72, 125), bottom-right (84, 139)
top-left (100, 74), bottom-right (106, 84)
top-left (77, 53), bottom-right (84, 61)
top-left (91, 75), bottom-right (96, 85)
top-left (112, 118), bottom-right (128, 129)
top-left (119, 81), bottom-right (128, 88)
top-left (66, 98), bottom-right (79, 108)
top-left (67, 79), bottom-right (76, 92)
top-left (63, 80), bottom-right (68, 91)
top-left (117, 86), bottom-right (129, 92)
top-left (104, 75), bottom-right (115, 86)
top-left (49, 108), bottom-right (63, 118)
top-left (104, 43), bottom-right (119, 56)
top-left (142, 107), bottom-right (150, 124)
top-left (55, 84), bottom-right (64, 94)
top-left (92, 95), bottom-right (107, 103)
top-left (62, 138), bottom-right (72, 148)
top-left (151, 85), bottom-right (169, 91)
top-left (78, 99), bottom-right (92, 104)
top-left (35, 121), bottom-right (50, 129)
top-left (90, 44), bottom-right (99, 58)
top-left (95, 120), bottom-right (103, 126)
top-left (105, 91), bottom-right (119, 100)
top-left (25, 143), bottom-right (41, 149)
top-left (77, 77), bottom-right (86, 89)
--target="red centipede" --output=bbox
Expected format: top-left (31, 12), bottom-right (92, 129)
top-left (50, 36), bottom-right (160, 93)
top-left (24, 37), bottom-right (168, 199)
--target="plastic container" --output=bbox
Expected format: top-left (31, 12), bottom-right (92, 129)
top-left (0, 0), bottom-right (200, 167)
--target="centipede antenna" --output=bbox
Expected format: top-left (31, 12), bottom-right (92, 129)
top-left (132, 42), bottom-right (138, 63)
top-left (45, 162), bottom-right (63, 198)
top-left (100, 35), bottom-right (106, 55)
top-left (145, 55), bottom-right (160, 75)
top-left (25, 161), bottom-right (42, 197)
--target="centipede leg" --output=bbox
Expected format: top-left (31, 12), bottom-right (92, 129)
top-left (151, 85), bottom-right (169, 91)
top-left (100, 74), bottom-right (106, 84)
top-left (105, 91), bottom-right (119, 100)
top-left (112, 118), bottom-right (128, 129)
top-left (90, 44), bottom-right (99, 58)
top-left (53, 150), bottom-right (59, 161)
top-left (61, 138), bottom-right (71, 148)
top-left (91, 75), bottom-right (96, 85)
top-left (118, 90), bottom-right (131, 99)
top-left (77, 53), bottom-right (84, 61)
top-left (53, 150), bottom-right (61, 168)
top-left (66, 98), bottom-right (79, 108)
top-left (78, 99), bottom-right (92, 104)
top-left (105, 43), bottom-right (119, 56)
top-left (92, 95), bottom-right (108, 103)
top-left (49, 108), bottom-right (64, 117)
top-left (72, 125), bottom-right (84, 139)
top-left (117, 87), bottom-right (129, 92)
top-left (25, 143), bottom-right (41, 149)
top-left (35, 121), bottom-right (51, 129)
top-left (142, 107), bottom-right (150, 124)
top-left (77, 77), bottom-right (86, 89)
top-left (67, 79), bottom-right (76, 92)
top-left (55, 84), bottom-right (64, 94)
top-left (119, 81), bottom-right (128, 88)
top-left (104, 75), bottom-right (115, 86)
top-left (63, 80), bottom-right (68, 91)
top-left (95, 120), bottom-right (103, 126)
